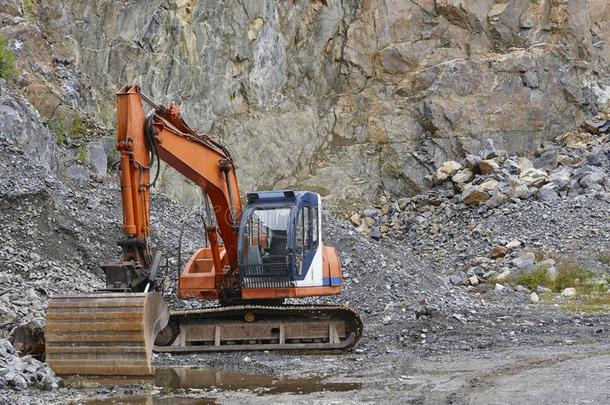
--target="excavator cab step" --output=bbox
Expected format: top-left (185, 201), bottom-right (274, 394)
top-left (45, 292), bottom-right (169, 376)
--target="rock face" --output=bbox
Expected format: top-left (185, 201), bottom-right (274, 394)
top-left (0, 82), bottom-right (59, 172)
top-left (0, 1), bottom-right (609, 207)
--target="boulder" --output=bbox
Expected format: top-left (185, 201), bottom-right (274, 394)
top-left (520, 167), bottom-right (548, 187)
top-left (486, 192), bottom-right (509, 208)
top-left (503, 158), bottom-right (521, 174)
top-left (578, 166), bottom-right (605, 189)
top-left (468, 266), bottom-right (485, 278)
top-left (496, 269), bottom-right (511, 282)
top-left (517, 157), bottom-right (534, 172)
top-left (64, 164), bottom-right (89, 185)
top-left (561, 287), bottom-right (577, 297)
top-left (512, 254), bottom-right (535, 271)
top-left (461, 186), bottom-right (490, 205)
top-left (559, 131), bottom-right (592, 149)
top-left (479, 179), bottom-right (499, 192)
top-left (446, 273), bottom-right (465, 286)
top-left (547, 168), bottom-right (572, 190)
top-left (8, 320), bottom-right (45, 357)
top-left (583, 118), bottom-right (610, 134)
top-left (452, 168), bottom-right (475, 184)
top-left (585, 150), bottom-right (606, 166)
top-left (435, 161), bottom-right (463, 182)
top-left (534, 149), bottom-right (559, 171)
top-left (537, 184), bottom-right (560, 201)
top-left (479, 159), bottom-right (499, 174)
top-left (363, 208), bottom-right (379, 217)
top-left (491, 245), bottom-right (509, 259)
top-left (557, 154), bottom-right (574, 166)
top-left (537, 286), bottom-right (553, 294)
top-left (506, 239), bottom-right (522, 249)
top-left (510, 183), bottom-right (529, 199)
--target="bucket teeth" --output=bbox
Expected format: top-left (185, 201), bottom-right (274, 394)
top-left (45, 292), bottom-right (169, 376)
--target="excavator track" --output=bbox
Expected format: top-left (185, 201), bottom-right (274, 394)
top-left (45, 293), bottom-right (169, 376)
top-left (154, 304), bottom-right (363, 352)
top-left (44, 294), bottom-right (361, 376)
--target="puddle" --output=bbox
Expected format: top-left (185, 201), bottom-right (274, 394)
top-left (74, 367), bottom-right (361, 404)
top-left (85, 396), bottom-right (217, 405)
top-left (155, 367), bottom-right (360, 394)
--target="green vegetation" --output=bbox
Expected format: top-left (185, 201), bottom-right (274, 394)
top-left (22, 0), bottom-right (37, 20)
top-left (553, 262), bottom-right (595, 292)
top-left (77, 145), bottom-right (88, 163)
top-left (562, 293), bottom-right (610, 313)
top-left (485, 274), bottom-right (498, 286)
top-left (48, 118), bottom-right (66, 145)
top-left (0, 35), bottom-right (16, 80)
top-left (497, 261), bottom-right (602, 294)
top-left (55, 131), bottom-right (64, 145)
top-left (515, 266), bottom-right (549, 291)
top-left (48, 115), bottom-right (89, 142)
top-left (492, 259), bottom-right (610, 313)
top-left (69, 116), bottom-right (88, 138)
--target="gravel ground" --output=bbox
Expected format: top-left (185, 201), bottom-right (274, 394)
top-left (1, 119), bottom-right (609, 403)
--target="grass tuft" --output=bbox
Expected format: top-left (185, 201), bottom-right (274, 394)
top-left (0, 35), bottom-right (16, 80)
top-left (48, 118), bottom-right (66, 145)
top-left (69, 116), bottom-right (88, 138)
top-left (22, 0), bottom-right (38, 20)
top-left (77, 145), bottom-right (88, 163)
top-left (515, 266), bottom-right (549, 291)
top-left (553, 262), bottom-right (594, 292)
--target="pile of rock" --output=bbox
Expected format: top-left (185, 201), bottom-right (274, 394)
top-left (0, 234), bottom-right (105, 339)
top-left (446, 240), bottom-right (610, 301)
top-left (437, 119), bottom-right (610, 209)
top-left (348, 114), bottom-right (610, 240)
top-left (444, 239), bottom-right (526, 287)
top-left (0, 339), bottom-right (60, 391)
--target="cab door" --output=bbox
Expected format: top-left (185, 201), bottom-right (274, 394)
top-left (293, 193), bottom-right (322, 286)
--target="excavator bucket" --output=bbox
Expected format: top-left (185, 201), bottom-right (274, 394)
top-left (45, 292), bottom-right (169, 376)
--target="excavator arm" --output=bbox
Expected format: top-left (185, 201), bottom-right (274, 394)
top-left (103, 85), bottom-right (242, 297)
top-left (45, 85), bottom-right (244, 376)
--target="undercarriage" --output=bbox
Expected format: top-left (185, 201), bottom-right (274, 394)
top-left (45, 293), bottom-right (362, 376)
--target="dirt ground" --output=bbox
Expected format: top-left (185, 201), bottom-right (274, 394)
top-left (3, 341), bottom-right (609, 404)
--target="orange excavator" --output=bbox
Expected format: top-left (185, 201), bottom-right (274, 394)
top-left (44, 85), bottom-right (362, 376)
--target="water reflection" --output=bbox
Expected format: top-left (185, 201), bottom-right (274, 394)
top-left (75, 366), bottom-right (361, 404)
top-left (155, 367), bottom-right (360, 394)
top-left (85, 396), bottom-right (216, 405)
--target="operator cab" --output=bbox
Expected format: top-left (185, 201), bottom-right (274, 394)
top-left (238, 190), bottom-right (324, 289)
